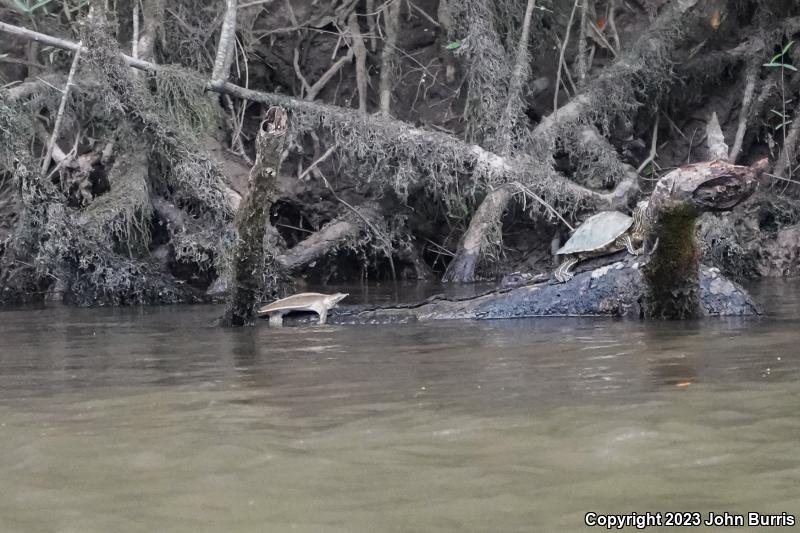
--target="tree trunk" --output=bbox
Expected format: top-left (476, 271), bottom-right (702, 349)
top-left (210, 0), bottom-right (238, 88)
top-left (442, 186), bottom-right (513, 282)
top-left (642, 159), bottom-right (764, 318)
top-left (222, 107), bottom-right (288, 327)
top-left (378, 0), bottom-right (400, 116)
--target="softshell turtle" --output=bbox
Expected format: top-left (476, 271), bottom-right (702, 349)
top-left (554, 202), bottom-right (648, 283)
top-left (257, 292), bottom-right (348, 326)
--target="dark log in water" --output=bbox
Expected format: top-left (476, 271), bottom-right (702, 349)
top-left (274, 258), bottom-right (756, 326)
top-left (347, 261), bottom-right (756, 324)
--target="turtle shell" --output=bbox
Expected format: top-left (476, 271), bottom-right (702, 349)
top-left (258, 292), bottom-right (330, 314)
top-left (556, 211), bottom-right (633, 255)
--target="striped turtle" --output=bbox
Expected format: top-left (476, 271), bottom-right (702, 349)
top-left (554, 201), bottom-right (648, 283)
top-left (257, 292), bottom-right (348, 326)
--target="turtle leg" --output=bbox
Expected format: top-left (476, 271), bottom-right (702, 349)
top-left (269, 312), bottom-right (284, 327)
top-left (305, 303), bottom-right (327, 325)
top-left (554, 256), bottom-right (579, 283)
top-left (618, 234), bottom-right (643, 256)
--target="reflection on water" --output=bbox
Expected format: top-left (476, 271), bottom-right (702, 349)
top-left (0, 280), bottom-right (799, 532)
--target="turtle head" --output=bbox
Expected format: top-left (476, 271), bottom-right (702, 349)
top-left (326, 293), bottom-right (349, 307)
top-left (632, 200), bottom-right (650, 241)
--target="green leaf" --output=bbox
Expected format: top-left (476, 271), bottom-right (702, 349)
top-left (764, 62), bottom-right (783, 68)
top-left (445, 40), bottom-right (462, 50)
top-left (782, 40), bottom-right (795, 55)
top-left (776, 120), bottom-right (792, 131)
top-left (770, 109), bottom-right (787, 118)
top-left (784, 64), bottom-right (798, 72)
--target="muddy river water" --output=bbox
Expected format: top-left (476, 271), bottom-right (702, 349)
top-left (0, 281), bottom-right (798, 532)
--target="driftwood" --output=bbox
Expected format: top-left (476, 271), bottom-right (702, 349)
top-left (222, 107), bottom-right (288, 327)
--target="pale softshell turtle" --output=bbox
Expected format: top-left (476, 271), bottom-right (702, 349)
top-left (554, 202), bottom-right (648, 283)
top-left (257, 292), bottom-right (348, 326)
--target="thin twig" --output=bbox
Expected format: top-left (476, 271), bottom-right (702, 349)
top-left (276, 223), bottom-right (314, 234)
top-left (238, 0), bottom-right (276, 8)
top-left (306, 47), bottom-right (354, 101)
top-left (425, 238), bottom-right (455, 257)
top-left (554, 0), bottom-right (580, 117)
top-left (407, 1), bottom-right (440, 27)
top-left (508, 182), bottom-right (574, 231)
top-left (729, 61), bottom-right (757, 163)
top-left (298, 144), bottom-right (337, 181)
top-left (775, 107), bottom-right (800, 193)
top-left (764, 172), bottom-right (800, 187)
top-left (606, 0), bottom-right (621, 52)
top-left (637, 111), bottom-right (660, 174)
top-left (41, 44), bottom-right (82, 176)
top-left (317, 169), bottom-right (397, 280)
top-left (661, 111), bottom-right (687, 140)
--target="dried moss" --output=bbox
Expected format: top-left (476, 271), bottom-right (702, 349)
top-left (153, 66), bottom-right (218, 133)
top-left (450, 0), bottom-right (512, 145)
top-left (81, 147), bottom-right (152, 256)
top-left (79, 15), bottom-right (232, 226)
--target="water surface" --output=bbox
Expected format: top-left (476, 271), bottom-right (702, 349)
top-left (0, 281), bottom-right (799, 532)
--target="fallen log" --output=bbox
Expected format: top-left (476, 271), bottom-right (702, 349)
top-left (307, 260), bottom-right (759, 325)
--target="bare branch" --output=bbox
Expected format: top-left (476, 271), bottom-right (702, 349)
top-left (348, 12), bottom-right (368, 114)
top-left (637, 112), bottom-right (660, 173)
top-left (575, 0), bottom-right (588, 86)
top-left (41, 45), bottom-right (82, 176)
top-left (775, 109), bottom-right (800, 182)
top-left (210, 0), bottom-right (238, 87)
top-left (729, 62), bottom-right (757, 163)
top-left (494, 0), bottom-right (537, 152)
top-left (379, 0), bottom-right (401, 116)
top-left (554, 0), bottom-right (579, 116)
